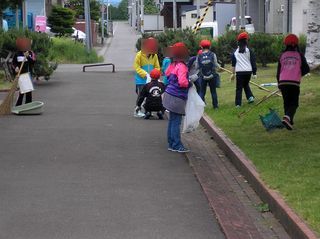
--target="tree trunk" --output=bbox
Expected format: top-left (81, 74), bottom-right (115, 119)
top-left (305, 0), bottom-right (320, 69)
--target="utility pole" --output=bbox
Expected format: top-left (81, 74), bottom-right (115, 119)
top-left (141, 0), bottom-right (144, 33)
top-left (240, 0), bottom-right (245, 30)
top-left (16, 5), bottom-right (20, 29)
top-left (236, 0), bottom-right (240, 31)
top-left (84, 0), bottom-right (92, 52)
top-left (106, 0), bottom-right (109, 35)
top-left (173, 0), bottom-right (177, 29)
top-left (196, 0), bottom-right (200, 19)
top-left (137, 0), bottom-right (141, 32)
top-left (22, 0), bottom-right (28, 29)
top-left (101, 1), bottom-right (105, 44)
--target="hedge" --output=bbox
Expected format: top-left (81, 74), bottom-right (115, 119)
top-left (136, 30), bottom-right (307, 67)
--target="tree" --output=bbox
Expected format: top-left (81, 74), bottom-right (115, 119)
top-left (47, 6), bottom-right (75, 36)
top-left (109, 0), bottom-right (128, 20)
top-left (305, 0), bottom-right (320, 69)
top-left (144, 0), bottom-right (159, 14)
top-left (66, 0), bottom-right (101, 21)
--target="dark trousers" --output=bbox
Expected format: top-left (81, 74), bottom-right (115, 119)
top-left (235, 73), bottom-right (254, 106)
top-left (280, 85), bottom-right (300, 123)
top-left (16, 92), bottom-right (32, 106)
top-left (199, 75), bottom-right (219, 108)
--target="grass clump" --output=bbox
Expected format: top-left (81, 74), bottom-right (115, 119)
top-left (49, 38), bottom-right (103, 64)
top-left (205, 64), bottom-right (320, 233)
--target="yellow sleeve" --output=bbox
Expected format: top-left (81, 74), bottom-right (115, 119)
top-left (134, 53), bottom-right (147, 78)
top-left (153, 54), bottom-right (160, 71)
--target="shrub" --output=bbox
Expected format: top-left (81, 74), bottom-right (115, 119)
top-left (215, 30), bottom-right (238, 66)
top-left (136, 30), bottom-right (307, 67)
top-left (0, 29), bottom-right (55, 78)
top-left (48, 37), bottom-right (103, 64)
top-left (249, 32), bottom-right (279, 67)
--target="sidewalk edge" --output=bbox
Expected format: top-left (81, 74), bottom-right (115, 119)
top-left (199, 115), bottom-right (318, 239)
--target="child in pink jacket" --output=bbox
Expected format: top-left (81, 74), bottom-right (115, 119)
top-left (277, 34), bottom-right (310, 130)
top-left (162, 42), bottom-right (190, 153)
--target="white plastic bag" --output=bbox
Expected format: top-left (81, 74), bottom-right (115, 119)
top-left (182, 86), bottom-right (205, 133)
top-left (146, 73), bottom-right (152, 83)
top-left (18, 73), bottom-right (34, 94)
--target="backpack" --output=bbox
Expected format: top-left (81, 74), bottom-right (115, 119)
top-left (198, 51), bottom-right (216, 80)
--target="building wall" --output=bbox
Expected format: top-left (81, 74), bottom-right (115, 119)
top-left (27, 0), bottom-right (46, 16)
top-left (291, 0), bottom-right (308, 35)
top-left (181, 6), bottom-right (214, 29)
top-left (215, 3), bottom-right (235, 35)
top-left (246, 0), bottom-right (264, 32)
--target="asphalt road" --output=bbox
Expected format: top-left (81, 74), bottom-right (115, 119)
top-left (0, 22), bottom-right (225, 239)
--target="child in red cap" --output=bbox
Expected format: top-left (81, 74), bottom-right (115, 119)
top-left (277, 34), bottom-right (310, 130)
top-left (198, 39), bottom-right (220, 109)
top-left (231, 32), bottom-right (257, 107)
top-left (136, 69), bottom-right (165, 119)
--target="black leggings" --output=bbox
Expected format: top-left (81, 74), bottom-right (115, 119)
top-left (279, 85), bottom-right (300, 123)
top-left (16, 92), bottom-right (32, 106)
top-left (235, 73), bottom-right (254, 106)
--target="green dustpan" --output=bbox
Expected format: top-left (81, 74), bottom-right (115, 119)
top-left (12, 101), bottom-right (44, 115)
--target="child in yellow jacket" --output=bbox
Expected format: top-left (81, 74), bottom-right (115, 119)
top-left (133, 37), bottom-right (160, 117)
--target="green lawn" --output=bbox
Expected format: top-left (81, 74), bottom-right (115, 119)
top-left (49, 38), bottom-right (104, 64)
top-left (205, 64), bottom-right (320, 233)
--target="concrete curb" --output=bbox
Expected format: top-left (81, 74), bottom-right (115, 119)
top-left (200, 115), bottom-right (318, 239)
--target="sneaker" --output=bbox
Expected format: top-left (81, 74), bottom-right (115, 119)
top-left (236, 105), bottom-right (241, 108)
top-left (136, 111), bottom-right (145, 118)
top-left (144, 112), bottom-right (151, 119)
top-left (282, 115), bottom-right (293, 130)
top-left (248, 96), bottom-right (255, 104)
top-left (176, 147), bottom-right (190, 153)
top-left (157, 111), bottom-right (164, 120)
top-left (168, 147), bottom-right (174, 151)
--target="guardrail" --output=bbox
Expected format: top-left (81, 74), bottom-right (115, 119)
top-left (82, 63), bottom-right (116, 73)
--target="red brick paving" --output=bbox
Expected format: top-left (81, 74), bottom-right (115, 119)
top-left (183, 127), bottom-right (291, 239)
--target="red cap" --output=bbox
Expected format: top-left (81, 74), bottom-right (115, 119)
top-left (200, 39), bottom-right (211, 48)
top-left (197, 49), bottom-right (203, 55)
top-left (284, 34), bottom-right (299, 46)
top-left (150, 69), bottom-right (161, 80)
top-left (172, 42), bottom-right (189, 58)
top-left (237, 32), bottom-right (249, 41)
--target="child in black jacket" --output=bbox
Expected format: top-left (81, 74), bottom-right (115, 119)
top-left (136, 69), bottom-right (165, 119)
top-left (12, 38), bottom-right (36, 106)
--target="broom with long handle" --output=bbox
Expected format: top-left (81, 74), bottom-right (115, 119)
top-left (0, 53), bottom-right (27, 115)
top-left (219, 66), bottom-right (282, 97)
top-left (238, 89), bottom-right (280, 118)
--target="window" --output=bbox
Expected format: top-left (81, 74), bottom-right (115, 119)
top-left (191, 13), bottom-right (197, 18)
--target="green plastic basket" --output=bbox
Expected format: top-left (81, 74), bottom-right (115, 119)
top-left (259, 109), bottom-right (284, 131)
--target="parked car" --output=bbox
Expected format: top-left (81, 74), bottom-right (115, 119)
top-left (198, 21), bottom-right (219, 39)
top-left (72, 27), bottom-right (86, 42)
top-left (229, 16), bottom-right (255, 34)
top-left (45, 26), bottom-right (86, 42)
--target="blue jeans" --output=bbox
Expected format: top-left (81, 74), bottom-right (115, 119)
top-left (167, 112), bottom-right (183, 150)
top-left (199, 74), bottom-right (219, 108)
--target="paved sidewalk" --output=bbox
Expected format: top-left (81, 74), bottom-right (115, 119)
top-left (184, 128), bottom-right (290, 239)
top-left (0, 22), bottom-right (225, 239)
